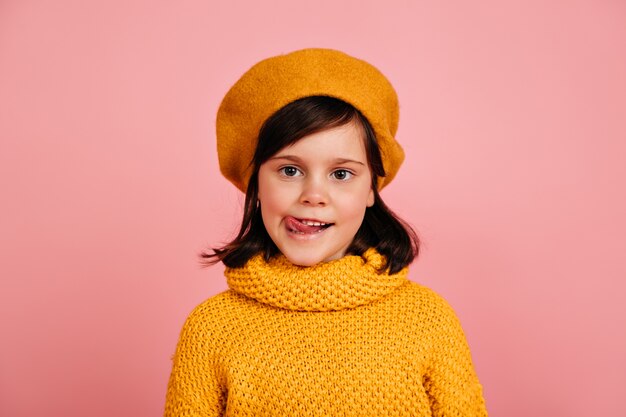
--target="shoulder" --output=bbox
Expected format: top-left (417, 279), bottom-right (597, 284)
top-left (401, 281), bottom-right (457, 310)
top-left (176, 290), bottom-right (254, 339)
top-left (182, 289), bottom-right (254, 321)
top-left (186, 289), bottom-right (247, 317)
top-left (397, 281), bottom-right (465, 328)
top-left (170, 290), bottom-right (261, 361)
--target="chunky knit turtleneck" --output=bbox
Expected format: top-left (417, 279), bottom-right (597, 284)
top-left (225, 248), bottom-right (408, 312)
top-left (165, 250), bottom-right (488, 416)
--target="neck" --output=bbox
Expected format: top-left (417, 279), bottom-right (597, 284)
top-left (224, 248), bottom-right (409, 312)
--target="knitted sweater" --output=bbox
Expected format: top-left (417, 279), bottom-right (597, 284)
top-left (164, 249), bottom-right (487, 416)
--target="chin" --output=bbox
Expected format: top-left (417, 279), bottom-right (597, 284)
top-left (278, 246), bottom-right (342, 267)
top-left (282, 253), bottom-right (325, 267)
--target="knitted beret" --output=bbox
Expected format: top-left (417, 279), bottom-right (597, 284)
top-left (216, 48), bottom-right (404, 192)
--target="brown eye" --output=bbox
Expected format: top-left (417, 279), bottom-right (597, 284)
top-left (279, 166), bottom-right (302, 177)
top-left (332, 169), bottom-right (353, 180)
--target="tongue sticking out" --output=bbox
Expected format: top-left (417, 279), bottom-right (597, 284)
top-left (285, 216), bottom-right (329, 234)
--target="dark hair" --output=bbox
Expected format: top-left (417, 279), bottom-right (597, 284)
top-left (199, 96), bottom-right (420, 274)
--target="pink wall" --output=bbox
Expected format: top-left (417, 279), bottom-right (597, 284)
top-left (1, 1), bottom-right (625, 415)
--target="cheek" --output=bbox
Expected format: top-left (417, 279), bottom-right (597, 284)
top-left (258, 182), bottom-right (293, 222)
top-left (335, 188), bottom-right (371, 218)
top-left (256, 168), bottom-right (270, 202)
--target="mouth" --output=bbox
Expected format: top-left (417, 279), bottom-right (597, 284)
top-left (285, 216), bottom-right (334, 235)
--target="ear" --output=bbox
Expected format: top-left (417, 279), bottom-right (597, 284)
top-left (366, 188), bottom-right (375, 207)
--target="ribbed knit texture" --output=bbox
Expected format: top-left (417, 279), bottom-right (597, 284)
top-left (165, 249), bottom-right (488, 416)
top-left (226, 248), bottom-right (408, 312)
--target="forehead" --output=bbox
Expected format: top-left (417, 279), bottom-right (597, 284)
top-left (273, 123), bottom-right (367, 162)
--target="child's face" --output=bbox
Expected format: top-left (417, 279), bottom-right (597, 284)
top-left (257, 122), bottom-right (375, 267)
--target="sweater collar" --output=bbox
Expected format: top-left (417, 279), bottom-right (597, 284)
top-left (224, 248), bottom-right (409, 312)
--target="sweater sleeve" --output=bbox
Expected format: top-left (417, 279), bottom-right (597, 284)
top-left (422, 289), bottom-right (488, 417)
top-left (164, 303), bottom-right (227, 417)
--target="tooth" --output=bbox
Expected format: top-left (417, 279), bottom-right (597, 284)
top-left (299, 219), bottom-right (327, 226)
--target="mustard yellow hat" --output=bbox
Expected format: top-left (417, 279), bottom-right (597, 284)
top-left (216, 48), bottom-right (404, 192)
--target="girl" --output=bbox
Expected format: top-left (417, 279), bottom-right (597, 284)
top-left (164, 49), bottom-right (487, 416)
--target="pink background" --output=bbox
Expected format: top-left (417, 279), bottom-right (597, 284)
top-left (1, 1), bottom-right (625, 416)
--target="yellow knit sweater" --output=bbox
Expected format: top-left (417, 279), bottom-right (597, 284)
top-left (164, 249), bottom-right (487, 416)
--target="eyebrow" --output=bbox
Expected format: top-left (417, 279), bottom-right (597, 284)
top-left (268, 155), bottom-right (365, 166)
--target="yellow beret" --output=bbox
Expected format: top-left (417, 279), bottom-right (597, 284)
top-left (216, 48), bottom-right (404, 192)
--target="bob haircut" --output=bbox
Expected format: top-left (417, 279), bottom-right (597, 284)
top-left (200, 96), bottom-right (420, 274)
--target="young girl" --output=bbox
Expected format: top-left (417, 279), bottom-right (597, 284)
top-left (164, 48), bottom-right (488, 416)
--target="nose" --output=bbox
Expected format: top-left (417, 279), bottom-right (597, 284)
top-left (299, 175), bottom-right (328, 206)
